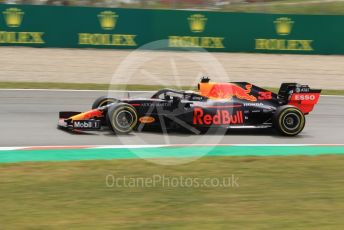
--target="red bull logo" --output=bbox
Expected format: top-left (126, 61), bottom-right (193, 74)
top-left (199, 83), bottom-right (257, 102)
top-left (193, 108), bottom-right (244, 125)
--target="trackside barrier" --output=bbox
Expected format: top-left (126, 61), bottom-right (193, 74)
top-left (1, 4), bottom-right (344, 54)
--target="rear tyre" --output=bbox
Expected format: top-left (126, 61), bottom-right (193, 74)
top-left (107, 103), bottom-right (138, 134)
top-left (92, 96), bottom-right (118, 109)
top-left (273, 105), bottom-right (305, 136)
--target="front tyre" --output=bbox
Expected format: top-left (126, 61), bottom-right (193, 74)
top-left (273, 105), bottom-right (305, 136)
top-left (107, 103), bottom-right (138, 134)
top-left (92, 96), bottom-right (118, 109)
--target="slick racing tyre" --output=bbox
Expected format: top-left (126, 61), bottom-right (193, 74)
top-left (92, 96), bottom-right (118, 109)
top-left (273, 105), bottom-right (305, 136)
top-left (107, 103), bottom-right (138, 134)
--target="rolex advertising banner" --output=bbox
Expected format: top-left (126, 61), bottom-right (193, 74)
top-left (1, 4), bottom-right (344, 54)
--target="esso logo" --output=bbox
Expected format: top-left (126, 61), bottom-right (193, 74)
top-left (294, 94), bottom-right (316, 101)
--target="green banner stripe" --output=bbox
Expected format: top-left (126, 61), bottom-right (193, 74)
top-left (1, 4), bottom-right (344, 54)
top-left (0, 146), bottom-right (344, 163)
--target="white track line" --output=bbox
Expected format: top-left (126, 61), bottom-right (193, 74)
top-left (0, 144), bottom-right (344, 151)
top-left (1, 89), bottom-right (344, 97)
top-left (320, 95), bottom-right (344, 98)
top-left (0, 88), bottom-right (154, 93)
top-left (0, 147), bottom-right (21, 151)
top-left (93, 145), bottom-right (167, 149)
top-left (0, 145), bottom-right (167, 151)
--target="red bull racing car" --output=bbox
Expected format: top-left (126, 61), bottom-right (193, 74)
top-left (58, 78), bottom-right (321, 136)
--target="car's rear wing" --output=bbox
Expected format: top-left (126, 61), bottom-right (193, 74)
top-left (278, 83), bottom-right (321, 114)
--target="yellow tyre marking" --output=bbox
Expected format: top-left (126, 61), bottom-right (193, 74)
top-left (99, 99), bottom-right (116, 107)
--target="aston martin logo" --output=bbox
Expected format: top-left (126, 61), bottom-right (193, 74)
top-left (98, 11), bottom-right (118, 30)
top-left (188, 14), bottom-right (207, 33)
top-left (3, 8), bottom-right (24, 28)
top-left (274, 17), bottom-right (294, 36)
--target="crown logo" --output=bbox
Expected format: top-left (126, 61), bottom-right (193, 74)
top-left (98, 11), bottom-right (118, 30)
top-left (274, 17), bottom-right (294, 36)
top-left (188, 14), bottom-right (207, 33)
top-left (3, 8), bottom-right (24, 28)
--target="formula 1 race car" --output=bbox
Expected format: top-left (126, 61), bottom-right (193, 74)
top-left (58, 77), bottom-right (321, 136)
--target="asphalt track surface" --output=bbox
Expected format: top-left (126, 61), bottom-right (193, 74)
top-left (0, 90), bottom-right (343, 146)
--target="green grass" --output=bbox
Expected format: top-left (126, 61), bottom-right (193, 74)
top-left (1, 155), bottom-right (344, 229)
top-left (5, 0), bottom-right (344, 14)
top-left (222, 1), bottom-right (344, 15)
top-left (0, 81), bottom-right (343, 95)
top-left (108, 0), bottom-right (344, 15)
top-left (3, 0), bottom-right (344, 15)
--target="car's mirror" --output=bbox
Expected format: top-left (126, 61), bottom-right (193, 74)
top-left (164, 94), bottom-right (171, 101)
top-left (173, 96), bottom-right (181, 104)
